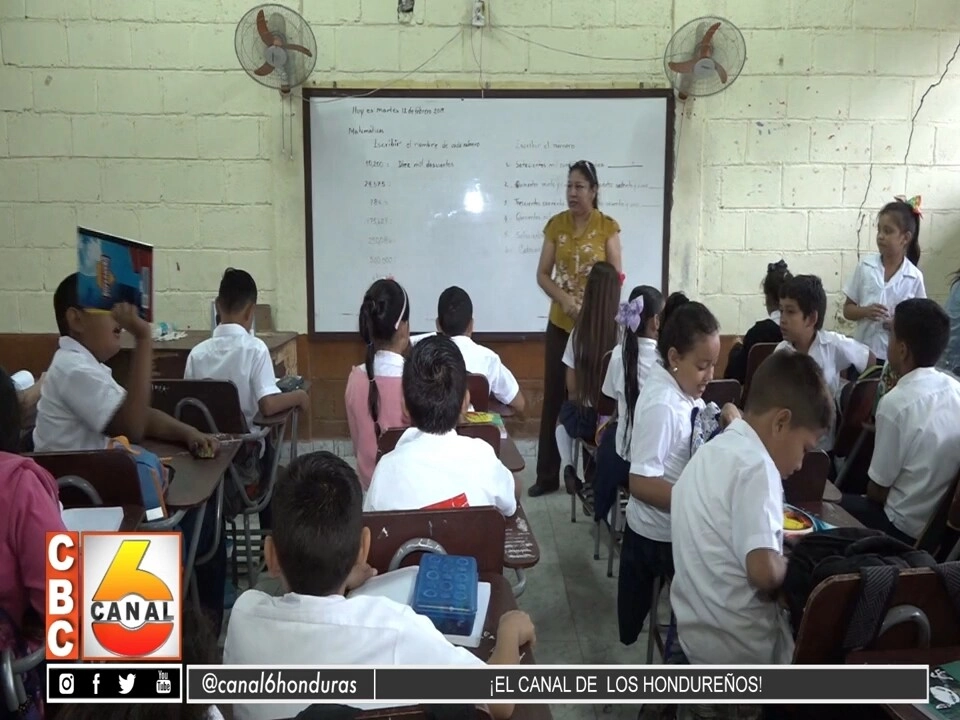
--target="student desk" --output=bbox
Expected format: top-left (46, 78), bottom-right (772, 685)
top-left (111, 330), bottom-right (299, 381)
top-left (794, 501), bottom-right (863, 529)
top-left (504, 504), bottom-right (539, 598)
top-left (143, 438), bottom-right (240, 599)
top-left (822, 481), bottom-right (842, 503)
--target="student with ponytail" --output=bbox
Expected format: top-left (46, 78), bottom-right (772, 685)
top-left (344, 278), bottom-right (411, 489)
top-left (618, 293), bottom-right (727, 646)
top-left (843, 196), bottom-right (926, 364)
top-left (592, 286), bottom-right (664, 523)
top-left (725, 260), bottom-right (790, 384)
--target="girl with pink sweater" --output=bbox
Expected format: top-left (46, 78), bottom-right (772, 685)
top-left (345, 279), bottom-right (411, 488)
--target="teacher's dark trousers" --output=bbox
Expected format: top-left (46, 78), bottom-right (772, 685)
top-left (535, 321), bottom-right (570, 491)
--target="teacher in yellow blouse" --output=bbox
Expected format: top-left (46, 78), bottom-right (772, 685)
top-left (531, 160), bottom-right (622, 497)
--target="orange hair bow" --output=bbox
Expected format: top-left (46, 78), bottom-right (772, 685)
top-left (894, 195), bottom-right (922, 218)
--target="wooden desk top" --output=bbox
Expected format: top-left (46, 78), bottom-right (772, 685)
top-left (500, 437), bottom-right (525, 473)
top-left (795, 501), bottom-right (863, 529)
top-left (120, 330), bottom-right (297, 353)
top-left (822, 481), bottom-right (842, 503)
top-left (143, 439), bottom-right (240, 509)
top-left (120, 505), bottom-right (145, 531)
top-left (504, 504), bottom-right (539, 569)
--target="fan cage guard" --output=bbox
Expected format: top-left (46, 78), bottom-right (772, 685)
top-left (235, 3), bottom-right (318, 91)
top-left (663, 16), bottom-right (745, 98)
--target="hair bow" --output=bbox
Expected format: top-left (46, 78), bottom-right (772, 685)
top-left (894, 195), bottom-right (923, 218)
top-left (767, 259), bottom-right (788, 273)
top-left (615, 297), bottom-right (644, 333)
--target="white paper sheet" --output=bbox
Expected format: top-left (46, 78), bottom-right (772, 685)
top-left (62, 507), bottom-right (124, 533)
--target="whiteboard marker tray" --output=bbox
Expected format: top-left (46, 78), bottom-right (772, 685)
top-left (347, 566), bottom-right (490, 648)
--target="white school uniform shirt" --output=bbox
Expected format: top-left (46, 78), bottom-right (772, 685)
top-left (184, 323), bottom-right (282, 431)
top-left (364, 428), bottom-right (517, 516)
top-left (843, 253), bottom-right (926, 359)
top-left (411, 333), bottom-right (520, 405)
top-left (869, 367), bottom-right (960, 540)
top-left (601, 338), bottom-right (659, 460)
top-left (363, 349), bottom-right (405, 377)
top-left (670, 419), bottom-right (793, 665)
top-left (775, 330), bottom-right (871, 400)
top-left (625, 363), bottom-right (704, 543)
top-left (225, 589), bottom-right (482, 720)
top-left (33, 337), bottom-right (127, 452)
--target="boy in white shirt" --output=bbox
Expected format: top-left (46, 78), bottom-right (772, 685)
top-left (225, 451), bottom-right (535, 720)
top-left (364, 335), bottom-right (520, 515)
top-left (34, 273), bottom-right (217, 455)
top-left (840, 298), bottom-right (960, 544)
top-left (775, 274), bottom-right (873, 452)
top-left (776, 274), bottom-right (875, 400)
top-left (411, 286), bottom-right (525, 414)
top-left (671, 351), bottom-right (833, 667)
top-left (33, 273), bottom-right (225, 626)
top-left (186, 268), bottom-right (309, 431)
top-left (185, 268), bottom-right (309, 531)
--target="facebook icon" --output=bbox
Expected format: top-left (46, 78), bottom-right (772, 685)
top-left (92, 674), bottom-right (100, 695)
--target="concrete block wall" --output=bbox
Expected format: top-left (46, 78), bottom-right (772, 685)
top-left (1, 0), bottom-right (959, 334)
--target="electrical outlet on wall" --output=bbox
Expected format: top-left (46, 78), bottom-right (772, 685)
top-left (471, 0), bottom-right (487, 27)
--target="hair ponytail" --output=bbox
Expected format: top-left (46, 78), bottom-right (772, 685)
top-left (357, 279), bottom-right (411, 435)
top-left (620, 285), bottom-right (665, 454)
top-left (572, 262), bottom-right (619, 406)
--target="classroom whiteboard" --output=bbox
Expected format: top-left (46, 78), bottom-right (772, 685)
top-left (304, 90), bottom-right (673, 336)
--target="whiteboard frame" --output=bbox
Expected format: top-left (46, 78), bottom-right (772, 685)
top-left (302, 88), bottom-right (675, 340)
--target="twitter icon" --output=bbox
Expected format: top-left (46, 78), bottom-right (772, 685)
top-left (118, 674), bottom-right (136, 695)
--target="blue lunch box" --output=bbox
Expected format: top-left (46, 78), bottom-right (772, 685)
top-left (411, 554), bottom-right (479, 636)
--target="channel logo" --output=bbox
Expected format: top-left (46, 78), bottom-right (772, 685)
top-left (46, 532), bottom-right (182, 661)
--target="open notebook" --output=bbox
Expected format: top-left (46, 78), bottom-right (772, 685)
top-left (61, 506), bottom-right (124, 533)
top-left (347, 566), bottom-right (491, 648)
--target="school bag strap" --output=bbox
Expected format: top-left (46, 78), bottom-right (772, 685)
top-left (932, 562), bottom-right (960, 617)
top-left (841, 565), bottom-right (901, 651)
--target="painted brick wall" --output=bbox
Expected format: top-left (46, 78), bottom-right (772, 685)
top-left (1, 0), bottom-right (959, 335)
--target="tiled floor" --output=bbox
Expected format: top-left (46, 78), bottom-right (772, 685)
top-left (228, 440), bottom-right (653, 720)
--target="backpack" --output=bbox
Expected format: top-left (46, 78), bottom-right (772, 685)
top-left (690, 402), bottom-right (723, 456)
top-left (0, 608), bottom-right (43, 720)
top-left (107, 437), bottom-right (170, 521)
top-left (782, 527), bottom-right (960, 656)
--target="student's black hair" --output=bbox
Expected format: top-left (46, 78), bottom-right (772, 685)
top-left (217, 267), bottom-right (258, 314)
top-left (55, 605), bottom-right (218, 720)
top-left (402, 334), bottom-right (467, 435)
top-left (572, 262), bottom-right (620, 406)
top-left (763, 260), bottom-right (792, 311)
top-left (358, 279), bottom-right (410, 436)
top-left (657, 293), bottom-right (719, 363)
top-left (779, 274), bottom-right (827, 331)
top-left (893, 298), bottom-right (950, 368)
top-left (569, 160), bottom-right (599, 208)
top-left (621, 285), bottom-right (665, 453)
top-left (0, 366), bottom-right (21, 454)
top-left (53, 272), bottom-right (81, 337)
top-left (746, 351), bottom-right (834, 432)
top-left (879, 199), bottom-right (922, 266)
top-left (437, 286), bottom-right (473, 337)
top-left (270, 451), bottom-right (363, 596)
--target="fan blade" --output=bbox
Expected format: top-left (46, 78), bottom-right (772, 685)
top-left (254, 62), bottom-right (275, 76)
top-left (668, 59), bottom-right (698, 74)
top-left (283, 43), bottom-right (313, 57)
top-left (714, 61), bottom-right (728, 83)
top-left (256, 10), bottom-right (274, 45)
top-left (698, 22), bottom-right (721, 57)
